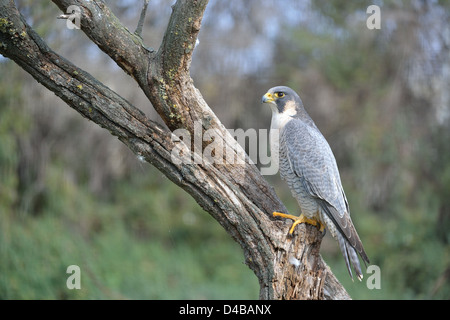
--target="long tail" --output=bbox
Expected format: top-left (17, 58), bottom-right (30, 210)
top-left (319, 202), bottom-right (370, 281)
top-left (337, 233), bottom-right (365, 281)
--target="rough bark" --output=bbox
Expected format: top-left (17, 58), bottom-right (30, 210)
top-left (0, 0), bottom-right (351, 299)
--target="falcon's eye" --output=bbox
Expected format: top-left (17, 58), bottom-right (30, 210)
top-left (275, 92), bottom-right (285, 98)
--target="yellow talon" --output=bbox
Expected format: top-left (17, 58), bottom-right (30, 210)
top-left (273, 212), bottom-right (325, 234)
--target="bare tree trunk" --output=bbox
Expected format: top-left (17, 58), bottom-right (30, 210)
top-left (0, 0), bottom-right (350, 300)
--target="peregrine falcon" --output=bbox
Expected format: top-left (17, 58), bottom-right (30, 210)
top-left (262, 86), bottom-right (370, 280)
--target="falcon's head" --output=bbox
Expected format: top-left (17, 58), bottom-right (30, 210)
top-left (261, 86), bottom-right (304, 117)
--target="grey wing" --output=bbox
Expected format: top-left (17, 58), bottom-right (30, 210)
top-left (282, 119), bottom-right (369, 264)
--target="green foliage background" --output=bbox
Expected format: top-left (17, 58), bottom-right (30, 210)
top-left (0, 0), bottom-right (449, 299)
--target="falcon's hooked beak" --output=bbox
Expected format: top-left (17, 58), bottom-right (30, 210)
top-left (261, 92), bottom-right (275, 104)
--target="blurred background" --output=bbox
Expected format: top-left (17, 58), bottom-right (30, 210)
top-left (1, 0), bottom-right (449, 299)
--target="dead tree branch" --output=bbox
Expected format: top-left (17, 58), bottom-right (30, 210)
top-left (0, 0), bottom-right (350, 299)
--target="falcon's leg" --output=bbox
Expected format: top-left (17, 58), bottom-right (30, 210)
top-left (273, 212), bottom-right (325, 234)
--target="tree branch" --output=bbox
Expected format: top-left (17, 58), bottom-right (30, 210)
top-left (157, 0), bottom-right (207, 79)
top-left (51, 0), bottom-right (152, 84)
top-left (0, 0), bottom-right (351, 299)
top-left (134, 0), bottom-right (149, 38)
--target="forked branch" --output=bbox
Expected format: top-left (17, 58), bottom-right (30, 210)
top-left (0, 0), bottom-right (351, 299)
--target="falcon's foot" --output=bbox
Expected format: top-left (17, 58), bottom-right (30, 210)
top-left (273, 212), bottom-right (325, 234)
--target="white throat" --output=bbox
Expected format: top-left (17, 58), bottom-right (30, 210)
top-left (269, 102), bottom-right (296, 163)
top-left (269, 101), bottom-right (297, 131)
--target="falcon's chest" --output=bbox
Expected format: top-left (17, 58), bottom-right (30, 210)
top-left (269, 113), bottom-right (294, 158)
top-left (270, 116), bottom-right (299, 186)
